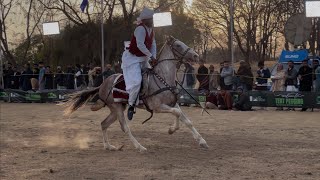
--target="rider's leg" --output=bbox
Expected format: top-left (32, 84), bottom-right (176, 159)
top-left (122, 62), bottom-right (142, 120)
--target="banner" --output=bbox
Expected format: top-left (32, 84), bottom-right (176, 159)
top-left (1, 89), bottom-right (319, 108)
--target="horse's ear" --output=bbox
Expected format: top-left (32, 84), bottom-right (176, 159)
top-left (166, 35), bottom-right (175, 45)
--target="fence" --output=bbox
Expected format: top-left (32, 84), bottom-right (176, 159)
top-left (1, 88), bottom-right (319, 108)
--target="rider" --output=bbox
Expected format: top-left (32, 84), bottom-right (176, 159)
top-left (121, 7), bottom-right (157, 120)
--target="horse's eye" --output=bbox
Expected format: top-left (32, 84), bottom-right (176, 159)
top-left (176, 44), bottom-right (181, 48)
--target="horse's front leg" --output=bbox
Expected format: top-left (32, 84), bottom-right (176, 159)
top-left (156, 104), bottom-right (209, 149)
top-left (168, 104), bottom-right (180, 134)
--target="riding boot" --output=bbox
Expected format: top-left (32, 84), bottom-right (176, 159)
top-left (127, 105), bottom-right (136, 120)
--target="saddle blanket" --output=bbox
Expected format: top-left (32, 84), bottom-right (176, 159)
top-left (112, 74), bottom-right (145, 104)
top-left (112, 74), bottom-right (129, 103)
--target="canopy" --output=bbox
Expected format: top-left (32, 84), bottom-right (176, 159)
top-left (279, 49), bottom-right (309, 63)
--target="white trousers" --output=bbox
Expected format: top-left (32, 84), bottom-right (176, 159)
top-left (122, 61), bottom-right (150, 106)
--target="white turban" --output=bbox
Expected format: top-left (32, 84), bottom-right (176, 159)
top-left (138, 7), bottom-right (154, 20)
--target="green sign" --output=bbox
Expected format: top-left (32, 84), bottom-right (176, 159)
top-left (25, 93), bottom-right (41, 101)
top-left (198, 96), bottom-right (206, 102)
top-left (47, 92), bottom-right (57, 99)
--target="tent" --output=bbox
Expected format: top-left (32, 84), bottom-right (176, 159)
top-left (279, 49), bottom-right (309, 63)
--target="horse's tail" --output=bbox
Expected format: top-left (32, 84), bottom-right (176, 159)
top-left (63, 87), bottom-right (100, 116)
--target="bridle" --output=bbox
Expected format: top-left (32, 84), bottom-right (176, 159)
top-left (154, 39), bottom-right (192, 66)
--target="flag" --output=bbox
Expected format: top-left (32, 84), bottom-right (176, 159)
top-left (80, 0), bottom-right (88, 12)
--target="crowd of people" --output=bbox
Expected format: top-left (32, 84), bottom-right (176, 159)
top-left (178, 59), bottom-right (320, 111)
top-left (2, 62), bottom-right (121, 91)
top-left (2, 59), bottom-right (320, 111)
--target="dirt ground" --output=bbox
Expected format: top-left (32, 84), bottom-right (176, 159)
top-left (1, 103), bottom-right (319, 180)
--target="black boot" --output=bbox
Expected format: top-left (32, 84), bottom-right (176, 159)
top-left (127, 105), bottom-right (135, 120)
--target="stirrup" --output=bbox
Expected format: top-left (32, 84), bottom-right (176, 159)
top-left (127, 105), bottom-right (136, 120)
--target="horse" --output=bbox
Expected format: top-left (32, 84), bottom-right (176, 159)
top-left (64, 36), bottom-right (209, 152)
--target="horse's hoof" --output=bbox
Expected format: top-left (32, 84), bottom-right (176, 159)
top-left (138, 146), bottom-right (147, 152)
top-left (168, 127), bottom-right (179, 135)
top-left (105, 145), bottom-right (117, 151)
top-left (199, 139), bottom-right (209, 149)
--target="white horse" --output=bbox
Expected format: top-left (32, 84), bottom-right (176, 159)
top-left (64, 36), bottom-right (209, 152)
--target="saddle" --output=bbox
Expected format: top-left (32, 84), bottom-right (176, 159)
top-left (112, 73), bottom-right (148, 104)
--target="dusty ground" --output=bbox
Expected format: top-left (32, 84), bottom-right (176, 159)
top-left (0, 103), bottom-right (319, 180)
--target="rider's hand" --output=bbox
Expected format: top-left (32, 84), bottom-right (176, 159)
top-left (150, 56), bottom-right (157, 66)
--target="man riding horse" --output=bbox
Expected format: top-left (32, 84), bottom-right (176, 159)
top-left (121, 7), bottom-right (157, 120)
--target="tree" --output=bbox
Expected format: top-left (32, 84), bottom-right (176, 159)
top-left (0, 0), bottom-right (15, 65)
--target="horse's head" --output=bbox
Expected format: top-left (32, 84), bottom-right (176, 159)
top-left (166, 36), bottom-right (199, 64)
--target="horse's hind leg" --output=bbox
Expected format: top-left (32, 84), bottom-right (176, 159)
top-left (101, 110), bottom-right (117, 150)
top-left (115, 104), bottom-right (147, 152)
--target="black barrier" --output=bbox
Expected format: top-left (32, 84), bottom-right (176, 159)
top-left (0, 89), bottom-right (319, 108)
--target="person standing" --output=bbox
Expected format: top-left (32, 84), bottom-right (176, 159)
top-left (256, 61), bottom-right (271, 91)
top-left (312, 60), bottom-right (319, 91)
top-left (208, 65), bottom-right (220, 91)
top-left (121, 7), bottom-right (157, 120)
top-left (271, 64), bottom-right (286, 110)
top-left (38, 62), bottom-right (46, 91)
top-left (237, 61), bottom-right (253, 91)
top-left (315, 63), bottom-right (320, 92)
top-left (55, 66), bottom-right (65, 90)
top-left (285, 60), bottom-right (298, 92)
top-left (298, 60), bottom-right (313, 111)
top-left (20, 64), bottom-right (33, 91)
top-left (45, 66), bottom-right (54, 89)
top-left (221, 61), bottom-right (234, 90)
top-left (87, 64), bottom-right (95, 87)
top-left (103, 64), bottom-right (115, 79)
top-left (75, 64), bottom-right (85, 90)
top-left (4, 63), bottom-right (14, 89)
top-left (196, 61), bottom-right (209, 93)
top-left (31, 63), bottom-right (40, 91)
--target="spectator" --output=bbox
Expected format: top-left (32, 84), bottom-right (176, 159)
top-left (66, 65), bottom-right (75, 89)
top-left (298, 60), bottom-right (313, 111)
top-left (233, 86), bottom-right (252, 111)
top-left (20, 63), bottom-right (33, 91)
top-left (220, 61), bottom-right (234, 90)
top-left (31, 63), bottom-right (40, 91)
top-left (55, 66), bottom-right (65, 90)
top-left (45, 66), bottom-right (54, 89)
top-left (271, 64), bottom-right (286, 110)
top-left (237, 61), bottom-right (253, 91)
top-left (87, 64), bottom-right (96, 87)
top-left (196, 61), bottom-right (209, 93)
top-left (103, 64), bottom-right (116, 79)
top-left (285, 60), bottom-right (298, 92)
top-left (82, 63), bottom-right (89, 85)
top-left (256, 61), bottom-right (271, 91)
top-left (185, 63), bottom-right (196, 89)
top-left (315, 63), bottom-right (320, 92)
top-left (271, 64), bottom-right (286, 92)
top-left (114, 63), bottom-right (122, 74)
top-left (75, 64), bottom-right (86, 90)
top-left (38, 62), bottom-right (46, 91)
top-left (205, 92), bottom-right (218, 109)
top-left (219, 62), bottom-right (225, 89)
top-left (10, 66), bottom-right (20, 89)
top-left (93, 67), bottom-right (103, 87)
top-left (4, 63), bottom-right (14, 89)
top-left (217, 88), bottom-right (233, 110)
top-left (312, 60), bottom-right (319, 91)
top-left (208, 65), bottom-right (220, 91)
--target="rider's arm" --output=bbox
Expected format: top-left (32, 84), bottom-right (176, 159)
top-left (150, 36), bottom-right (157, 59)
top-left (135, 26), bottom-right (153, 58)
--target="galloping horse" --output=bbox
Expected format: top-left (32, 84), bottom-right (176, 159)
top-left (64, 36), bottom-right (209, 152)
